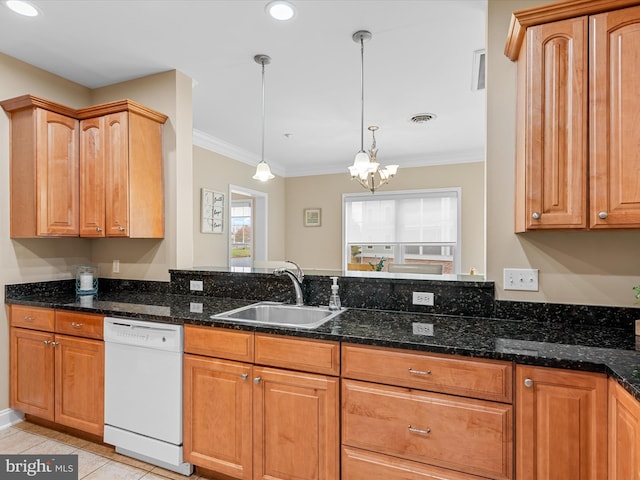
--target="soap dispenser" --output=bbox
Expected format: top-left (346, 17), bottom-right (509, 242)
top-left (328, 276), bottom-right (342, 311)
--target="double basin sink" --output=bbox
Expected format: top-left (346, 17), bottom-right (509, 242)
top-left (212, 301), bottom-right (345, 329)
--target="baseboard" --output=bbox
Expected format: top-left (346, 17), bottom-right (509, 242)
top-left (0, 408), bottom-right (24, 429)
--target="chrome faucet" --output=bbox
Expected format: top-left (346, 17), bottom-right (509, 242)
top-left (273, 260), bottom-right (304, 306)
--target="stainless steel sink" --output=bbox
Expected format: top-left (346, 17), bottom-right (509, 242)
top-left (212, 301), bottom-right (345, 329)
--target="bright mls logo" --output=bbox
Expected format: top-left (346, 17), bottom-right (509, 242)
top-left (0, 455), bottom-right (77, 479)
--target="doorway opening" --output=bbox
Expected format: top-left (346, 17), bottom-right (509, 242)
top-left (228, 185), bottom-right (268, 269)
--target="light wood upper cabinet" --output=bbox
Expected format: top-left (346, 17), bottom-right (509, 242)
top-left (589, 6), bottom-right (640, 228)
top-left (508, 2), bottom-right (640, 231)
top-left (1, 94), bottom-right (166, 238)
top-left (516, 365), bottom-right (607, 480)
top-left (1, 96), bottom-right (80, 237)
top-left (608, 377), bottom-right (640, 480)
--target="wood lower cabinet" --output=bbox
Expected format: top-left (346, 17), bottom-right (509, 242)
top-left (9, 306), bottom-right (104, 436)
top-left (253, 366), bottom-right (339, 480)
top-left (183, 326), bottom-right (340, 480)
top-left (183, 354), bottom-right (253, 479)
top-left (508, 2), bottom-right (640, 231)
top-left (515, 365), bottom-right (607, 480)
top-left (341, 344), bottom-right (513, 480)
top-left (608, 377), bottom-right (640, 479)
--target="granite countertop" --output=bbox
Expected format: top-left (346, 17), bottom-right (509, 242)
top-left (6, 291), bottom-right (640, 401)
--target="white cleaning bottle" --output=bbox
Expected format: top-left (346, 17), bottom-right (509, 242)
top-left (328, 276), bottom-right (341, 311)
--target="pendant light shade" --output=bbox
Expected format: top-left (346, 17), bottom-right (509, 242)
top-left (253, 54), bottom-right (275, 181)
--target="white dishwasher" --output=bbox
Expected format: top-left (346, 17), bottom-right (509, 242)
top-left (104, 317), bottom-right (192, 476)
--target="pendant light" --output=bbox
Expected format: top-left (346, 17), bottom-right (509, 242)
top-left (253, 54), bottom-right (275, 181)
top-left (348, 30), bottom-right (398, 193)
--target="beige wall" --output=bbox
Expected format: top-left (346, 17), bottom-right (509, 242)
top-left (193, 146), bottom-right (286, 266)
top-left (487, 0), bottom-right (640, 307)
top-left (284, 162), bottom-right (485, 273)
top-left (0, 52), bottom-right (190, 411)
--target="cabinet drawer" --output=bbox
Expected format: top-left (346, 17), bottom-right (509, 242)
top-left (342, 379), bottom-right (513, 480)
top-left (55, 310), bottom-right (104, 339)
top-left (184, 326), bottom-right (254, 362)
top-left (342, 447), bottom-right (488, 480)
top-left (10, 305), bottom-right (55, 331)
top-left (255, 334), bottom-right (340, 376)
top-left (342, 344), bottom-right (513, 402)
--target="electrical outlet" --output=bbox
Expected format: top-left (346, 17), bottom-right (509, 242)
top-left (412, 292), bottom-right (434, 306)
top-left (412, 322), bottom-right (434, 336)
top-left (190, 280), bottom-right (204, 291)
top-left (112, 260), bottom-right (120, 273)
top-left (504, 268), bottom-right (539, 291)
top-left (190, 302), bottom-right (203, 313)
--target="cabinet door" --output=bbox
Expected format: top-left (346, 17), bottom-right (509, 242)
top-left (516, 365), bottom-right (607, 480)
top-left (104, 111), bottom-right (130, 237)
top-left (10, 328), bottom-right (55, 420)
top-left (608, 378), bottom-right (640, 479)
top-left (253, 366), bottom-right (339, 480)
top-left (183, 354), bottom-right (253, 479)
top-left (517, 16), bottom-right (587, 231)
top-left (590, 5), bottom-right (640, 228)
top-left (36, 108), bottom-right (79, 236)
top-left (54, 334), bottom-right (104, 436)
top-left (79, 116), bottom-right (106, 237)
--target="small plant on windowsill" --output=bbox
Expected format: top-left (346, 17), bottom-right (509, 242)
top-left (633, 284), bottom-right (640, 303)
top-left (369, 257), bottom-right (387, 272)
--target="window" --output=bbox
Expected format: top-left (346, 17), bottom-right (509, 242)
top-left (230, 200), bottom-right (252, 268)
top-left (343, 188), bottom-right (460, 274)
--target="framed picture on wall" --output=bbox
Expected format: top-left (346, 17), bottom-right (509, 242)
top-left (304, 208), bottom-right (321, 227)
top-left (201, 188), bottom-right (224, 234)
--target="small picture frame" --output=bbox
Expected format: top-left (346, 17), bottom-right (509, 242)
top-left (304, 208), bottom-right (321, 227)
top-left (201, 188), bottom-right (224, 234)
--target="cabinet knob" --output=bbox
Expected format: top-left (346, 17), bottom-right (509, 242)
top-left (253, 377), bottom-right (262, 385)
top-left (51, 341), bottom-right (59, 347)
top-left (524, 378), bottom-right (533, 388)
top-left (43, 340), bottom-right (51, 345)
top-left (241, 373), bottom-right (248, 381)
top-left (598, 211), bottom-right (608, 219)
top-left (408, 368), bottom-right (431, 376)
top-left (118, 226), bottom-right (125, 232)
top-left (96, 227), bottom-right (103, 232)
top-left (532, 212), bottom-right (541, 220)
top-left (408, 425), bottom-right (431, 435)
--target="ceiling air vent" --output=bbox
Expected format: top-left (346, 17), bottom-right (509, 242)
top-left (409, 113), bottom-right (437, 124)
top-left (472, 49), bottom-right (485, 91)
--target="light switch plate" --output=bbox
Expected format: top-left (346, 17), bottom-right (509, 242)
top-left (504, 268), bottom-right (539, 291)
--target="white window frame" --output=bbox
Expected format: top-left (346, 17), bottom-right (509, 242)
top-left (342, 188), bottom-right (462, 273)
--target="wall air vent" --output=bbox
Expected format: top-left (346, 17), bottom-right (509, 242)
top-left (472, 49), bottom-right (485, 91)
top-left (409, 113), bottom-right (437, 124)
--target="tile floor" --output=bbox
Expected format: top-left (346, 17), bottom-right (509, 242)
top-left (0, 421), bottom-right (211, 480)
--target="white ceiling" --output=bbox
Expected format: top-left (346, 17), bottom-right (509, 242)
top-left (0, 0), bottom-right (487, 177)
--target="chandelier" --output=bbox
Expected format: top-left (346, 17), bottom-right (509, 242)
top-left (348, 30), bottom-right (398, 193)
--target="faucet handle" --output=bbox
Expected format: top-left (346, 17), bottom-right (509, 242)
top-left (285, 260), bottom-right (304, 282)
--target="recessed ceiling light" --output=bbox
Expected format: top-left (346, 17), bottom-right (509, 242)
top-left (6, 0), bottom-right (39, 17)
top-left (265, 1), bottom-right (296, 21)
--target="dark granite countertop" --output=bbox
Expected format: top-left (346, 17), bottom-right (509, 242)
top-left (6, 291), bottom-right (640, 401)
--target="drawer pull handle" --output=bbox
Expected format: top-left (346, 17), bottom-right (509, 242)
top-left (241, 373), bottom-right (249, 381)
top-left (408, 425), bottom-right (431, 435)
top-left (23, 316), bottom-right (34, 321)
top-left (70, 322), bottom-right (84, 328)
top-left (408, 368), bottom-right (431, 376)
